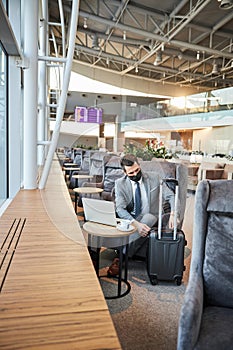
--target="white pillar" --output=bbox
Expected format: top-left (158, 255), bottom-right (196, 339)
top-left (23, 0), bottom-right (39, 189)
top-left (38, 1), bottom-right (48, 166)
top-left (113, 115), bottom-right (125, 153)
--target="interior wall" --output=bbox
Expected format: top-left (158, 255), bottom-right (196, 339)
top-left (65, 91), bottom-right (159, 123)
top-left (105, 137), bottom-right (114, 152)
top-left (56, 133), bottom-right (98, 148)
top-left (57, 134), bottom-right (79, 148)
top-left (57, 125), bottom-right (233, 156)
top-left (66, 91), bottom-right (122, 117)
top-left (193, 125), bottom-right (233, 155)
top-left (170, 131), bottom-right (193, 151)
top-left (72, 61), bottom-right (198, 97)
top-left (73, 136), bottom-right (98, 148)
top-left (124, 131), bottom-right (171, 149)
top-left (161, 131), bottom-right (173, 146)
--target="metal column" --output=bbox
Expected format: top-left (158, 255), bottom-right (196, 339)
top-left (23, 0), bottom-right (39, 189)
top-left (39, 0), bottom-right (80, 189)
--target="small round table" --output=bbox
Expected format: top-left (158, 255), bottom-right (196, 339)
top-left (73, 187), bottom-right (103, 214)
top-left (63, 166), bottom-right (80, 181)
top-left (72, 175), bottom-right (94, 212)
top-left (63, 163), bottom-right (78, 167)
top-left (63, 167), bottom-right (80, 172)
top-left (83, 221), bottom-right (136, 299)
top-left (72, 174), bottom-right (94, 187)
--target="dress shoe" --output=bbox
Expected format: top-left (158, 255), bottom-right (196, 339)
top-left (107, 258), bottom-right (119, 276)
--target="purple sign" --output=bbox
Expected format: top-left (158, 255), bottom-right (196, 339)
top-left (75, 106), bottom-right (103, 124)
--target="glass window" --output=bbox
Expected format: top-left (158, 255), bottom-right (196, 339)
top-left (0, 45), bottom-right (7, 206)
top-left (2, 0), bottom-right (7, 12)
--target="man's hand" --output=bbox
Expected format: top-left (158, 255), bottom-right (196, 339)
top-left (169, 213), bottom-right (174, 229)
top-left (168, 212), bottom-right (179, 229)
top-left (134, 221), bottom-right (151, 237)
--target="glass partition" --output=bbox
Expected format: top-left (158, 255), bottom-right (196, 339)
top-left (124, 87), bottom-right (233, 121)
top-left (0, 45), bottom-right (7, 207)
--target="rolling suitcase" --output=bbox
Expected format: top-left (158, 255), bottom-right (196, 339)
top-left (147, 178), bottom-right (186, 286)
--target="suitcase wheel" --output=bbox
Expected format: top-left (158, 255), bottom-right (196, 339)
top-left (150, 277), bottom-right (158, 285)
top-left (175, 277), bottom-right (182, 286)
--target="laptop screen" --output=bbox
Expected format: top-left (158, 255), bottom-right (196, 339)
top-left (82, 198), bottom-right (117, 227)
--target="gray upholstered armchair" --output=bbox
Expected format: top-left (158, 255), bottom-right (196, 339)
top-left (140, 160), bottom-right (188, 229)
top-left (177, 179), bottom-right (233, 350)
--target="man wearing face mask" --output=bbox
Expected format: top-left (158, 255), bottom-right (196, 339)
top-left (114, 154), bottom-right (175, 260)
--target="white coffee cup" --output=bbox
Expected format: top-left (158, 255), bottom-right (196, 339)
top-left (118, 219), bottom-right (130, 230)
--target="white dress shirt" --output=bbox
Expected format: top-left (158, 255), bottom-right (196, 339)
top-left (129, 178), bottom-right (149, 217)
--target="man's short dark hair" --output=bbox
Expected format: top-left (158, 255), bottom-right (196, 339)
top-left (120, 154), bottom-right (139, 170)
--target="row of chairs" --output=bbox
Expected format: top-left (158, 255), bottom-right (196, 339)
top-left (67, 151), bottom-right (123, 200)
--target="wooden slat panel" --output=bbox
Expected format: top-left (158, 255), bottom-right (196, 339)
top-left (0, 159), bottom-right (121, 349)
top-left (0, 311), bottom-right (120, 350)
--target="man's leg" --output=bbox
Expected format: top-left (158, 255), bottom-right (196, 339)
top-left (128, 232), bottom-right (146, 258)
top-left (128, 213), bottom-right (157, 258)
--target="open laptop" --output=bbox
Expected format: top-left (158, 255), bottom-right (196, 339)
top-left (82, 198), bottom-right (118, 227)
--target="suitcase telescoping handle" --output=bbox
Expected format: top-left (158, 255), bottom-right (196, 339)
top-left (158, 178), bottom-right (179, 240)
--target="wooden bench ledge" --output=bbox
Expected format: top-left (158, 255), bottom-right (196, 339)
top-left (0, 159), bottom-right (121, 349)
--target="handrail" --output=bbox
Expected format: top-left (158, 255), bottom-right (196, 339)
top-left (39, 0), bottom-right (80, 189)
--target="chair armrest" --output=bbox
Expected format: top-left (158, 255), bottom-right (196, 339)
top-left (177, 273), bottom-right (204, 350)
top-left (110, 187), bottom-right (116, 201)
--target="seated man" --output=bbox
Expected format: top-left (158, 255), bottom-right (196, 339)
top-left (108, 154), bottom-right (175, 275)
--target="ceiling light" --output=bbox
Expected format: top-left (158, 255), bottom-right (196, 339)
top-left (157, 51), bottom-right (162, 62)
top-left (153, 50), bottom-right (162, 65)
top-left (106, 57), bottom-right (109, 65)
top-left (92, 34), bottom-right (100, 50)
top-left (123, 31), bottom-right (126, 41)
top-left (135, 66), bottom-right (138, 73)
top-left (83, 18), bottom-right (87, 29)
top-left (212, 62), bottom-right (218, 74)
top-left (196, 51), bottom-right (200, 60)
top-left (219, 0), bottom-right (233, 9)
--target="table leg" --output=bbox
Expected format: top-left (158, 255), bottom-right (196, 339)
top-left (105, 243), bottom-right (130, 299)
top-left (88, 235), bottom-right (101, 277)
top-left (118, 247), bottom-right (123, 297)
top-left (74, 178), bottom-right (79, 214)
top-left (87, 235), bottom-right (131, 299)
top-left (74, 191), bottom-right (78, 214)
top-left (124, 243), bottom-right (129, 282)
